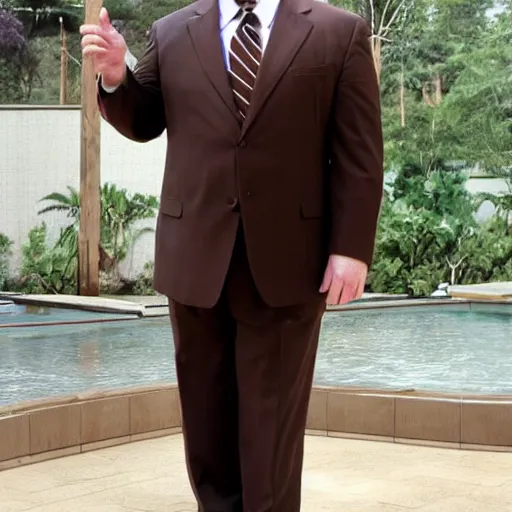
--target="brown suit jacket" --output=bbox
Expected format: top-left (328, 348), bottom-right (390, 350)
top-left (99, 0), bottom-right (383, 308)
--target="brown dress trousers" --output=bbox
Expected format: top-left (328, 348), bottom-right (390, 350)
top-left (98, 0), bottom-right (383, 509)
top-left (171, 225), bottom-right (325, 511)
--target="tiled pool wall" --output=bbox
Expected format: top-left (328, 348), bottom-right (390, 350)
top-left (2, 384), bottom-right (512, 472)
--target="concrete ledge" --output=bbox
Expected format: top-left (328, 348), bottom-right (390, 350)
top-left (2, 384), bottom-right (512, 471)
top-left (0, 294), bottom-right (146, 316)
top-left (449, 282), bottom-right (512, 300)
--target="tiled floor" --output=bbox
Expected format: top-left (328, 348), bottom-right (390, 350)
top-left (2, 435), bottom-right (512, 511)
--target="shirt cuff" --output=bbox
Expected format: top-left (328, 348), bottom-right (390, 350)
top-left (98, 49), bottom-right (138, 93)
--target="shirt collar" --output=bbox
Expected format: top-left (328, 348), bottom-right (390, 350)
top-left (219, 0), bottom-right (280, 30)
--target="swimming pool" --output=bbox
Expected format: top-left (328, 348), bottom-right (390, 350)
top-left (1, 301), bottom-right (511, 405)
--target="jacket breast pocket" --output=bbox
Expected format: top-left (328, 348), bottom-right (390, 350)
top-left (288, 64), bottom-right (333, 77)
top-left (160, 197), bottom-right (183, 218)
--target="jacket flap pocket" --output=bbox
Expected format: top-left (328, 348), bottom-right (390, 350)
top-left (160, 197), bottom-right (183, 218)
top-left (301, 201), bottom-right (322, 219)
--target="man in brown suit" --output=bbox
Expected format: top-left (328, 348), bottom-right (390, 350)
top-left (81, 0), bottom-right (383, 508)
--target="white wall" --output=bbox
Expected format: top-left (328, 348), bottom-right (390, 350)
top-left (0, 106), bottom-right (166, 279)
top-left (0, 107), bottom-right (509, 280)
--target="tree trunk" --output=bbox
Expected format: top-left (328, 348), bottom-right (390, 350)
top-left (434, 74), bottom-right (442, 105)
top-left (371, 37), bottom-right (382, 83)
top-left (423, 76), bottom-right (443, 108)
top-left (400, 67), bottom-right (405, 128)
top-left (422, 83), bottom-right (435, 107)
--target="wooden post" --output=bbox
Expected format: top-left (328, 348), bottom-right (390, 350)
top-left (59, 17), bottom-right (68, 105)
top-left (78, 0), bottom-right (102, 296)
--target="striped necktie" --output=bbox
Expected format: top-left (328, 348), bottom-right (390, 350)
top-left (229, 2), bottom-right (262, 120)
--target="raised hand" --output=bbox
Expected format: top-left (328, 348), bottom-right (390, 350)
top-left (80, 7), bottom-right (127, 89)
top-left (319, 254), bottom-right (368, 305)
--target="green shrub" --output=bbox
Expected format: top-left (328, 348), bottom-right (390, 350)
top-left (0, 233), bottom-right (13, 291)
top-left (133, 262), bottom-right (156, 296)
top-left (13, 223), bottom-right (77, 294)
top-left (39, 183), bottom-right (158, 274)
top-left (368, 168), bottom-right (512, 296)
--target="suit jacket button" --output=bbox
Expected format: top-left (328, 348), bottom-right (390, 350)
top-left (227, 197), bottom-right (239, 211)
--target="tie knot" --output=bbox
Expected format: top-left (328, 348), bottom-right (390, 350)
top-left (235, 0), bottom-right (257, 11)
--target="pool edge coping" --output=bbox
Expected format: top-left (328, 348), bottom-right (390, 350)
top-left (2, 295), bottom-right (511, 325)
top-left (2, 384), bottom-right (512, 472)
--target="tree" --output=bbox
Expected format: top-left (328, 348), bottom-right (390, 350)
top-left (0, 7), bottom-right (39, 101)
top-left (7, 0), bottom-right (82, 37)
top-left (417, 0), bottom-right (493, 107)
top-left (123, 0), bottom-right (193, 54)
top-left (0, 8), bottom-right (25, 57)
top-left (336, 0), bottom-right (415, 80)
top-left (378, 0), bottom-right (430, 126)
top-left (438, 14), bottom-right (512, 171)
top-left (100, 183), bottom-right (158, 270)
top-left (38, 183), bottom-right (159, 274)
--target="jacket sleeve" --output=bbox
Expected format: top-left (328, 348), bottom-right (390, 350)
top-left (98, 23), bottom-right (166, 143)
top-left (329, 17), bottom-right (384, 267)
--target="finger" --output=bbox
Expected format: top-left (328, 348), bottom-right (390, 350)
top-left (80, 24), bottom-right (102, 34)
top-left (355, 278), bottom-right (365, 300)
top-left (82, 45), bottom-right (108, 59)
top-left (80, 24), bottom-right (115, 44)
top-left (326, 276), bottom-right (343, 305)
top-left (99, 7), bottom-right (111, 30)
top-left (339, 283), bottom-right (356, 305)
top-left (319, 266), bottom-right (332, 293)
top-left (81, 34), bottom-right (109, 49)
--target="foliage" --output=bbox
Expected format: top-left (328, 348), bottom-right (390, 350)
top-left (370, 0), bottom-right (512, 182)
top-left (128, 0), bottom-right (193, 34)
top-left (0, 0), bottom-right (195, 102)
top-left (20, 182), bottom-right (159, 295)
top-left (99, 269), bottom-right (123, 294)
top-left (0, 233), bottom-right (13, 290)
top-left (0, 8), bottom-right (39, 101)
top-left (132, 261), bottom-right (156, 295)
top-left (369, 168), bottom-right (512, 296)
top-left (13, 223), bottom-right (77, 294)
top-left (38, 185), bottom-right (80, 270)
top-left (38, 182), bottom-right (158, 273)
top-left (0, 8), bottom-right (25, 57)
top-left (100, 183), bottom-right (158, 269)
top-left (438, 16), bottom-right (512, 171)
top-left (6, 0), bottom-right (82, 36)
top-left (99, 260), bottom-right (156, 295)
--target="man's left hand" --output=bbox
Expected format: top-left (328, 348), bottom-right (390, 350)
top-left (319, 255), bottom-right (368, 305)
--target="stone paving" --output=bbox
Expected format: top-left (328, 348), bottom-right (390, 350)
top-left (2, 435), bottom-right (512, 511)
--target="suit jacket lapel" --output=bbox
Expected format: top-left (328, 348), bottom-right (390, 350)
top-left (187, 0), bottom-right (239, 122)
top-left (240, 0), bottom-right (313, 138)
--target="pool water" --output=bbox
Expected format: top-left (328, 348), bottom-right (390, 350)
top-left (0, 306), bottom-right (511, 405)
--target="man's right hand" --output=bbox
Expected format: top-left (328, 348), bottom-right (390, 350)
top-left (80, 7), bottom-right (127, 89)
